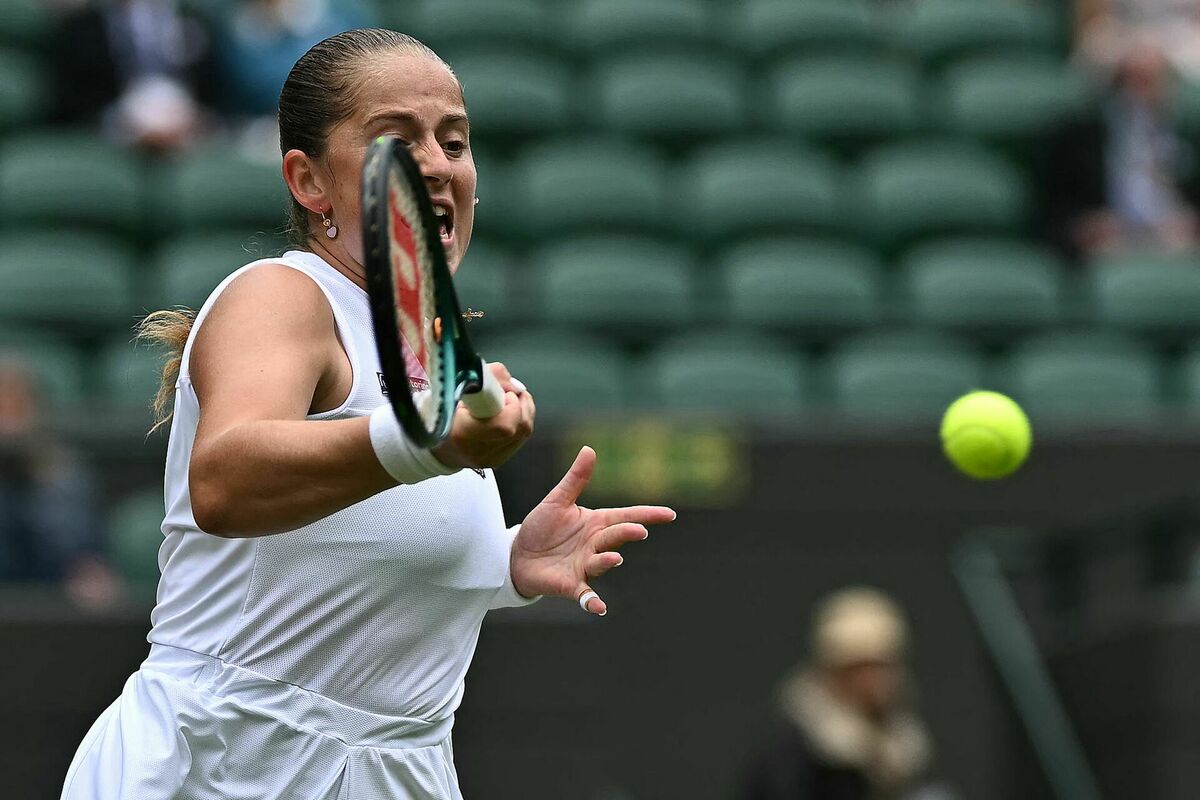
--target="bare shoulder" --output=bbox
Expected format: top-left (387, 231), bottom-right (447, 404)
top-left (208, 262), bottom-right (333, 330)
top-left (189, 261), bottom-right (338, 405)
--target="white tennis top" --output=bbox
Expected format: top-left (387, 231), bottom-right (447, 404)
top-left (149, 249), bottom-right (532, 721)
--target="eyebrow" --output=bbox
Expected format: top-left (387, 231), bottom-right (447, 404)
top-left (365, 110), bottom-right (469, 128)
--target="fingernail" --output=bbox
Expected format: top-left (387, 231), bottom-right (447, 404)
top-left (598, 609), bottom-right (607, 617)
top-left (511, 378), bottom-right (527, 393)
top-left (614, 556), bottom-right (624, 567)
top-left (671, 511), bottom-right (678, 521)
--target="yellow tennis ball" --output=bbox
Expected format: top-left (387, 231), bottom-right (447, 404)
top-left (940, 391), bottom-right (1032, 480)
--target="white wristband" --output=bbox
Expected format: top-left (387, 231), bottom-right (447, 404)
top-left (369, 405), bottom-right (459, 484)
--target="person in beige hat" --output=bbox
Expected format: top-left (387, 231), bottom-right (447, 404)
top-left (741, 588), bottom-right (946, 800)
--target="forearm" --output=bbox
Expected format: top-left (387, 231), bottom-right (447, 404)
top-left (190, 416), bottom-right (397, 537)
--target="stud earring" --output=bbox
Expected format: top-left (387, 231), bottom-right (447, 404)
top-left (474, 197), bottom-right (480, 206)
top-left (321, 209), bottom-right (338, 239)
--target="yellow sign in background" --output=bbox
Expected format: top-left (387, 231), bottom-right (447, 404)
top-left (565, 419), bottom-right (749, 507)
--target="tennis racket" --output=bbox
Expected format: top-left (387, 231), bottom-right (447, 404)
top-left (362, 135), bottom-right (505, 449)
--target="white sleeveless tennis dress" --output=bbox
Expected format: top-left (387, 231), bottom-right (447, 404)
top-left (61, 250), bottom-right (535, 800)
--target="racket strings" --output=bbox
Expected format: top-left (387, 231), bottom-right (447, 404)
top-left (387, 169), bottom-right (444, 433)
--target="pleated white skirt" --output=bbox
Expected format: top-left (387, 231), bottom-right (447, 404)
top-left (61, 644), bottom-right (463, 800)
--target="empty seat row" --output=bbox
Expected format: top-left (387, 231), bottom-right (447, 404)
top-left (394, 0), bottom-right (1063, 65)
top-left (7, 325), bottom-right (1195, 424)
top-left (341, 51), bottom-right (1090, 147)
top-left (7, 229), bottom-right (1200, 344)
top-left (0, 133), bottom-right (288, 234)
top-left (0, 328), bottom-right (160, 410)
top-left (3, 132), bottom-right (1035, 249)
top-left (488, 138), bottom-right (1030, 249)
top-left (1, 43), bottom-right (1090, 151)
top-left (3, 0), bottom-right (1063, 63)
top-left (483, 329), bottom-right (1199, 423)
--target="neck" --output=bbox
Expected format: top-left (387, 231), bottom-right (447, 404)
top-left (308, 237), bottom-right (367, 291)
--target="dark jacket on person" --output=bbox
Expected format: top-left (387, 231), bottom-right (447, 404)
top-left (51, 0), bottom-right (218, 125)
top-left (741, 672), bottom-right (934, 800)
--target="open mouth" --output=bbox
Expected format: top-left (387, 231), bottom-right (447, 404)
top-left (432, 203), bottom-right (454, 246)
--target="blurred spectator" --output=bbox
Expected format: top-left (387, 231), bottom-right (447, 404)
top-left (0, 357), bottom-right (120, 610)
top-left (741, 588), bottom-right (947, 800)
top-left (51, 0), bottom-right (219, 153)
top-left (1040, 39), bottom-right (1198, 261)
top-left (215, 0), bottom-right (377, 119)
top-left (1076, 0), bottom-right (1200, 77)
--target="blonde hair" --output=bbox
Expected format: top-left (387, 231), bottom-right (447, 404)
top-left (136, 308), bottom-right (195, 431)
top-left (812, 587), bottom-right (907, 668)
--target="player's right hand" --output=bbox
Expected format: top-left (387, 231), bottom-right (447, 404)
top-left (432, 362), bottom-right (535, 470)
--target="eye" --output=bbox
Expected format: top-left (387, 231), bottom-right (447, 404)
top-left (444, 139), bottom-right (466, 156)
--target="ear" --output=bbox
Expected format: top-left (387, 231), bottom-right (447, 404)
top-left (282, 149), bottom-right (331, 214)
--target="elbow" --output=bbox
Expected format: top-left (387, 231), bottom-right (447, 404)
top-left (188, 451), bottom-right (243, 536)
top-left (189, 470), bottom-right (235, 536)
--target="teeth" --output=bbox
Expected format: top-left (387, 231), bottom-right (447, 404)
top-left (433, 206), bottom-right (447, 217)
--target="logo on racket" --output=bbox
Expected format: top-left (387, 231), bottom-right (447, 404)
top-left (388, 183), bottom-right (430, 374)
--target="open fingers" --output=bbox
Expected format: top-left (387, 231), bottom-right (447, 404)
top-left (591, 521), bottom-right (649, 554)
top-left (544, 446), bottom-right (596, 507)
top-left (599, 505), bottom-right (677, 528)
top-left (585, 551), bottom-right (623, 579)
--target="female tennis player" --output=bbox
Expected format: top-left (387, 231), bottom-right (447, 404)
top-left (61, 29), bottom-right (675, 800)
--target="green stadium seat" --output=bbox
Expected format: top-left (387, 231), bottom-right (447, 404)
top-left (850, 141), bottom-right (1028, 250)
top-left (641, 332), bottom-right (810, 414)
top-left (589, 53), bottom-right (745, 141)
top-left (450, 50), bottom-right (572, 141)
top-left (507, 140), bottom-right (670, 238)
top-left (894, 0), bottom-right (1061, 66)
top-left (400, 0), bottom-right (553, 52)
top-left (0, 132), bottom-right (142, 233)
top-left (770, 56), bottom-right (923, 151)
top-left (530, 235), bottom-right (695, 331)
top-left (1002, 332), bottom-right (1163, 421)
top-left (96, 336), bottom-right (166, 411)
top-left (0, 327), bottom-right (83, 408)
top-left (149, 231), bottom-right (278, 310)
top-left (937, 56), bottom-right (1093, 145)
top-left (484, 330), bottom-right (626, 414)
top-left (0, 48), bottom-right (48, 130)
top-left (154, 148), bottom-right (287, 232)
top-left (561, 0), bottom-right (714, 54)
top-left (1086, 250), bottom-right (1200, 338)
top-left (107, 489), bottom-right (164, 586)
top-left (0, 0), bottom-right (50, 46)
top-left (721, 237), bottom-right (883, 332)
top-left (677, 140), bottom-right (842, 242)
top-left (468, 143), bottom-right (509, 235)
top-left (0, 232), bottom-right (136, 327)
top-left (901, 237), bottom-right (1064, 331)
top-left (828, 330), bottom-right (986, 419)
top-left (733, 0), bottom-right (886, 60)
top-left (451, 239), bottom-right (519, 331)
top-left (1175, 341), bottom-right (1200, 412)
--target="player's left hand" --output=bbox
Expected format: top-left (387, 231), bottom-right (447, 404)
top-left (510, 446), bottom-right (676, 615)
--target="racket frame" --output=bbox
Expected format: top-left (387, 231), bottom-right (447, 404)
top-left (362, 135), bottom-right (491, 448)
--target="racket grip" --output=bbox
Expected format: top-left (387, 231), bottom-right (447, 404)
top-left (463, 359), bottom-right (506, 419)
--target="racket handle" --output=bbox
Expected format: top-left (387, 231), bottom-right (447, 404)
top-left (463, 359), bottom-right (505, 419)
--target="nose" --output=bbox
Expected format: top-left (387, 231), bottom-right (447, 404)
top-left (412, 137), bottom-right (452, 188)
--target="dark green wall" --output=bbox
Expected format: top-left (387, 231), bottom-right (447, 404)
top-left (5, 424), bottom-right (1200, 800)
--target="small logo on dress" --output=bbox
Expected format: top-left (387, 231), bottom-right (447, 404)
top-left (377, 372), bottom-right (389, 396)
